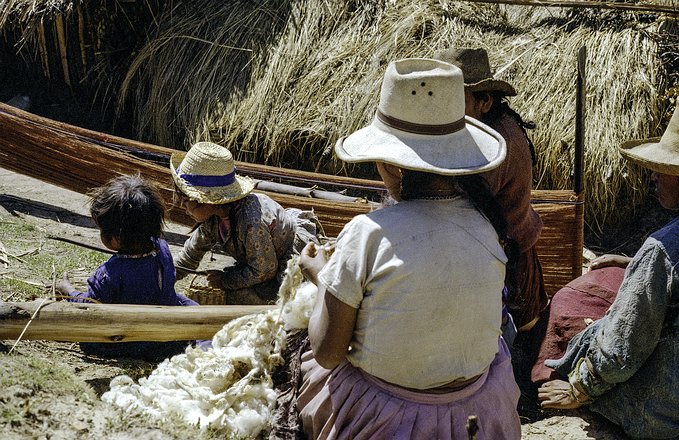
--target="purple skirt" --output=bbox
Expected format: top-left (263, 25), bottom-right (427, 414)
top-left (298, 339), bottom-right (520, 440)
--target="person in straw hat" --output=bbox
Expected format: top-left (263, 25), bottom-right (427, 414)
top-left (297, 58), bottom-right (521, 439)
top-left (536, 106), bottom-right (679, 438)
top-left (171, 141), bottom-right (323, 305)
top-left (435, 47), bottom-right (547, 341)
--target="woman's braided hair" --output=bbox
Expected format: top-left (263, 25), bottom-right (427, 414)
top-left (473, 91), bottom-right (537, 166)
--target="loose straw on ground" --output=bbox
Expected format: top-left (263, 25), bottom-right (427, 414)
top-left (8, 262), bottom-right (55, 355)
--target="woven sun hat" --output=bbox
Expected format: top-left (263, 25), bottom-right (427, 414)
top-left (335, 58), bottom-right (506, 175)
top-left (619, 106), bottom-right (679, 176)
top-left (170, 141), bottom-right (255, 204)
top-left (433, 47), bottom-right (517, 97)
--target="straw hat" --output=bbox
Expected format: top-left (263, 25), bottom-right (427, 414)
top-left (434, 47), bottom-right (517, 97)
top-left (335, 58), bottom-right (506, 175)
top-left (170, 142), bottom-right (255, 204)
top-left (619, 106), bottom-right (679, 176)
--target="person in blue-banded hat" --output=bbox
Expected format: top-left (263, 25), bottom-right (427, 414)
top-left (171, 141), bottom-right (322, 305)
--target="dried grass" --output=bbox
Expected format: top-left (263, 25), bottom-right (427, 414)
top-left (2, 1), bottom-right (675, 231)
top-left (0, 0), bottom-right (73, 29)
top-left (117, 1), bottom-right (672, 231)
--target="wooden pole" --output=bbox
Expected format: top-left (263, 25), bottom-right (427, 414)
top-left (462, 0), bottom-right (679, 15)
top-left (574, 45), bottom-right (586, 195)
top-left (55, 14), bottom-right (71, 87)
top-left (0, 300), bottom-right (276, 342)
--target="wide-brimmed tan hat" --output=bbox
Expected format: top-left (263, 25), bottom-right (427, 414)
top-left (434, 47), bottom-right (517, 97)
top-left (335, 58), bottom-right (506, 175)
top-left (619, 106), bottom-right (679, 176)
top-left (170, 142), bottom-right (255, 204)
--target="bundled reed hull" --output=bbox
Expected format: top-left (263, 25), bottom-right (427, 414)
top-left (0, 102), bottom-right (582, 296)
top-left (0, 102), bottom-right (375, 237)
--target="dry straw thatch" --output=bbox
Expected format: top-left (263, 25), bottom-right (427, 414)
top-left (118, 0), bottom-right (675, 232)
top-left (1, 0), bottom-right (677, 232)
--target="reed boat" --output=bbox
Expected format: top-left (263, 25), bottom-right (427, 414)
top-left (0, 101), bottom-right (583, 296)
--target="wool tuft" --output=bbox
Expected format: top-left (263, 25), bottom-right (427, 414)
top-left (102, 256), bottom-right (317, 437)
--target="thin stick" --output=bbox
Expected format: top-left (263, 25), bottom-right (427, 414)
top-left (461, 0), bottom-right (679, 15)
top-left (2, 291), bottom-right (17, 301)
top-left (47, 235), bottom-right (115, 255)
top-left (46, 235), bottom-right (208, 275)
top-left (8, 264), bottom-right (55, 355)
top-left (0, 275), bottom-right (44, 288)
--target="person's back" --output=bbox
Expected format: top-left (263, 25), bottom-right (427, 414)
top-left (327, 197), bottom-right (505, 388)
top-left (485, 112), bottom-right (542, 252)
top-left (219, 193), bottom-right (298, 268)
top-left (80, 237), bottom-right (189, 306)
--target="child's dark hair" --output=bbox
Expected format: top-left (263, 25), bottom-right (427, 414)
top-left (89, 175), bottom-right (166, 250)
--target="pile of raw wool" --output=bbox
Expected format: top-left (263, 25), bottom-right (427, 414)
top-left (102, 257), bottom-right (317, 438)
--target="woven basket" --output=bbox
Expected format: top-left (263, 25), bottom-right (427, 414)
top-left (184, 275), bottom-right (225, 305)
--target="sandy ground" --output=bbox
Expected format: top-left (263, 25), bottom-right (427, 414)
top-left (0, 167), bottom-right (630, 439)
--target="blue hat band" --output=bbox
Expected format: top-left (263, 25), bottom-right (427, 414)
top-left (178, 168), bottom-right (237, 187)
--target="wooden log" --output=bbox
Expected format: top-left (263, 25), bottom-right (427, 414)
top-left (0, 300), bottom-right (276, 342)
top-left (462, 0), bottom-right (679, 14)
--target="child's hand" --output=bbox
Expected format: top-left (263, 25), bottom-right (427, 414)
top-left (299, 242), bottom-right (330, 286)
top-left (55, 272), bottom-right (74, 298)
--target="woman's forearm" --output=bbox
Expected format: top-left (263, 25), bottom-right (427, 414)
top-left (308, 286), bottom-right (357, 369)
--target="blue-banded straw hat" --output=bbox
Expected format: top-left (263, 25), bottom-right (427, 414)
top-left (335, 58), bottom-right (506, 175)
top-left (170, 142), bottom-right (255, 204)
top-left (619, 105), bottom-right (679, 176)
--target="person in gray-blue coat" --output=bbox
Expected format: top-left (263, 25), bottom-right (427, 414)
top-left (538, 106), bottom-right (679, 438)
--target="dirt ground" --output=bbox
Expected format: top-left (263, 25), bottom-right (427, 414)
top-left (0, 168), bottom-right (637, 439)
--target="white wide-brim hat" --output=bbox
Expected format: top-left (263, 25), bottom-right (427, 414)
top-left (619, 105), bottom-right (679, 176)
top-left (171, 141), bottom-right (255, 204)
top-left (336, 58), bottom-right (506, 175)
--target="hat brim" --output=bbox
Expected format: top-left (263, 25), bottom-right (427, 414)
top-left (619, 138), bottom-right (679, 176)
top-left (465, 79), bottom-right (517, 97)
top-left (170, 152), bottom-right (255, 204)
top-left (335, 115), bottom-right (506, 176)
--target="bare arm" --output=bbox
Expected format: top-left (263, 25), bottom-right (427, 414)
top-left (300, 242), bottom-right (357, 369)
top-left (308, 285), bottom-right (357, 369)
top-left (589, 253), bottom-right (632, 271)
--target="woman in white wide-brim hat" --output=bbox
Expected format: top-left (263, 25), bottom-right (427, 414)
top-left (297, 58), bottom-right (521, 439)
top-left (537, 106), bottom-right (679, 438)
top-left (171, 141), bottom-right (322, 305)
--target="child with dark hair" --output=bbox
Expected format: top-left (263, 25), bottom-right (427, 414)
top-left (56, 175), bottom-right (199, 362)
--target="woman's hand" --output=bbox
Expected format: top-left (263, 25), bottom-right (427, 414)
top-left (538, 380), bottom-right (585, 410)
top-left (206, 270), bottom-right (225, 290)
top-left (299, 242), bottom-right (331, 286)
top-left (589, 254), bottom-right (631, 271)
